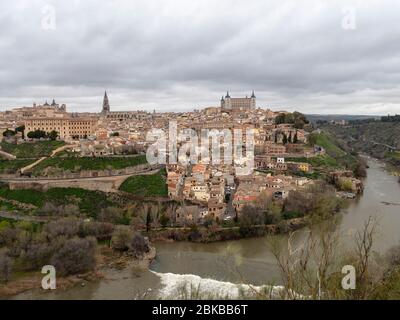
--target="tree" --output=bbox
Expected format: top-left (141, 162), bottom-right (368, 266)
top-left (146, 211), bottom-right (152, 232)
top-left (110, 132), bottom-right (120, 137)
top-left (79, 221), bottom-right (114, 241)
top-left (47, 130), bottom-right (58, 141)
top-left (44, 218), bottom-right (80, 239)
top-left (293, 131), bottom-right (298, 144)
top-left (0, 251), bottom-right (13, 283)
top-left (268, 224), bottom-right (340, 300)
top-left (239, 205), bottom-right (264, 236)
top-left (27, 130), bottom-right (47, 139)
top-left (15, 125), bottom-right (25, 139)
top-left (21, 243), bottom-right (53, 271)
top-left (51, 237), bottom-right (97, 276)
top-left (98, 207), bottom-right (124, 224)
top-left (275, 112), bottom-right (309, 127)
top-left (130, 232), bottom-right (150, 258)
top-left (275, 113), bottom-right (287, 124)
top-left (337, 178), bottom-right (353, 192)
top-left (354, 158), bottom-right (367, 178)
top-left (282, 133), bottom-right (288, 145)
top-left (2, 129), bottom-right (15, 137)
top-left (288, 131), bottom-right (292, 143)
top-left (159, 213), bottom-right (170, 228)
top-left (111, 227), bottom-right (132, 251)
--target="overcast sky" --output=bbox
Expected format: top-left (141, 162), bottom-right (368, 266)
top-left (0, 0), bottom-right (399, 114)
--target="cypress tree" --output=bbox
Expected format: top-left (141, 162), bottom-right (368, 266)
top-left (282, 133), bottom-right (288, 145)
top-left (293, 131), bottom-right (298, 143)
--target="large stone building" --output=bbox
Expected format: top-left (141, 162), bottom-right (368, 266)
top-left (0, 100), bottom-right (67, 121)
top-left (24, 117), bottom-right (97, 139)
top-left (221, 91), bottom-right (256, 110)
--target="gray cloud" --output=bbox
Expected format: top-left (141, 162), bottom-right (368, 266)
top-left (0, 0), bottom-right (400, 114)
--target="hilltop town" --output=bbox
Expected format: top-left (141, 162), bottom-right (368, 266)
top-left (0, 92), bottom-right (364, 231)
top-left (0, 91), bottom-right (367, 296)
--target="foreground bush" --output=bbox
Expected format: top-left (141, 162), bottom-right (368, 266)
top-left (0, 218), bottom-right (116, 277)
top-left (51, 237), bottom-right (97, 276)
top-left (111, 227), bottom-right (149, 258)
top-left (130, 232), bottom-right (150, 259)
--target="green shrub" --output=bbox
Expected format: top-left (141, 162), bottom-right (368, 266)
top-left (119, 169), bottom-right (167, 197)
top-left (282, 211), bottom-right (304, 220)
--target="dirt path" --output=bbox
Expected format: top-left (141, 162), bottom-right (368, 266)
top-left (19, 144), bottom-right (76, 174)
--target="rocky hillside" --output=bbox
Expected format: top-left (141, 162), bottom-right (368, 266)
top-left (321, 121), bottom-right (400, 167)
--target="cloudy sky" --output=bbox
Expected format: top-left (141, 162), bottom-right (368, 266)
top-left (0, 0), bottom-right (399, 114)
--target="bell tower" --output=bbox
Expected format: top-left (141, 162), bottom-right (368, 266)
top-left (102, 91), bottom-right (110, 114)
top-left (250, 90), bottom-right (256, 109)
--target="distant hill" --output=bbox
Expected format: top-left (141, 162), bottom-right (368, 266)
top-left (321, 122), bottom-right (400, 167)
top-left (306, 114), bottom-right (380, 123)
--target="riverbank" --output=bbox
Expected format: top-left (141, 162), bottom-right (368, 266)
top-left (0, 270), bottom-right (103, 298)
top-left (148, 217), bottom-right (308, 243)
top-left (0, 244), bottom-right (156, 299)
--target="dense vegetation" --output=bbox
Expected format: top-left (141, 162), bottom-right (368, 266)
top-left (119, 169), bottom-right (168, 197)
top-left (0, 217), bottom-right (153, 286)
top-left (237, 180), bottom-right (344, 236)
top-left (0, 141), bottom-right (65, 158)
top-left (275, 111), bottom-right (309, 129)
top-left (26, 129), bottom-right (58, 141)
top-left (381, 114), bottom-right (400, 122)
top-left (0, 186), bottom-right (116, 218)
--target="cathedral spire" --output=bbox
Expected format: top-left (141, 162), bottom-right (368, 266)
top-left (102, 91), bottom-right (110, 114)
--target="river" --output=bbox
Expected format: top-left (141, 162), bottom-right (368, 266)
top-left (12, 157), bottom-right (400, 299)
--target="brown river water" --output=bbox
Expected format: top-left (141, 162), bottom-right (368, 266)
top-left (11, 157), bottom-right (400, 299)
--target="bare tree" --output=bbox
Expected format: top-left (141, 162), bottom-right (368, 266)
top-left (268, 222), bottom-right (341, 300)
top-left (51, 237), bottom-right (97, 276)
top-left (268, 216), bottom-right (384, 300)
top-left (0, 251), bottom-right (13, 283)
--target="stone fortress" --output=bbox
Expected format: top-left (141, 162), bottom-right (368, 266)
top-left (220, 91), bottom-right (256, 110)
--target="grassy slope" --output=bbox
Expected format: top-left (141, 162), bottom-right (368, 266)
top-left (32, 154), bottom-right (147, 174)
top-left (0, 141), bottom-right (65, 158)
top-left (308, 132), bottom-right (357, 170)
top-left (312, 132), bottom-right (346, 157)
top-left (119, 168), bottom-right (167, 197)
top-left (0, 186), bottom-right (115, 217)
top-left (0, 159), bottom-right (35, 174)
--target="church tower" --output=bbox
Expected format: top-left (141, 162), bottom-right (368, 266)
top-left (224, 91), bottom-right (231, 109)
top-left (250, 90), bottom-right (256, 109)
top-left (102, 91), bottom-right (110, 114)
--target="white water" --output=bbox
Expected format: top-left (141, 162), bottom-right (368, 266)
top-left (152, 271), bottom-right (286, 299)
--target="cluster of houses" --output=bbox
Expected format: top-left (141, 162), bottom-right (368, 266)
top-left (166, 158), bottom-right (315, 226)
top-left (167, 163), bottom-right (234, 225)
